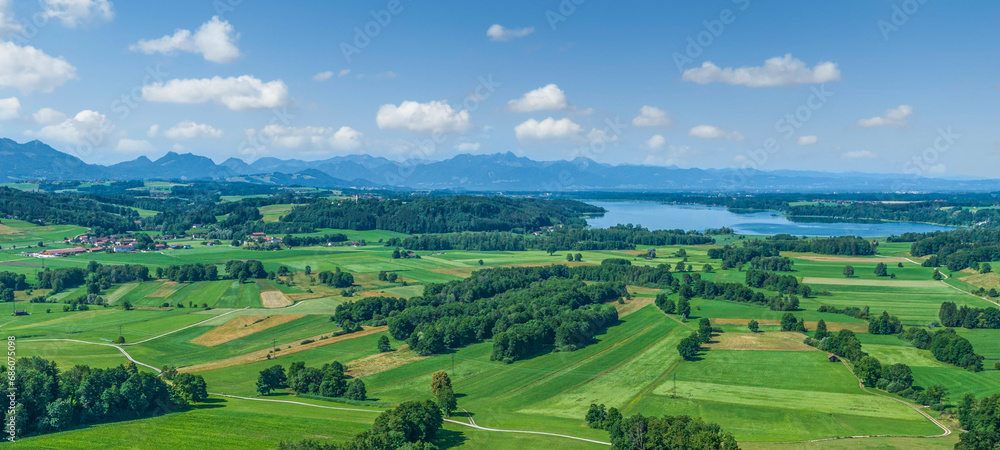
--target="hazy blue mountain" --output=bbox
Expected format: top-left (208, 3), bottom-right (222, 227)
top-left (1, 138), bottom-right (997, 192)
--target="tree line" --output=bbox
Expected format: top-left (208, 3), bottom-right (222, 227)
top-left (6, 357), bottom-right (206, 439)
top-left (940, 301), bottom-right (1000, 329)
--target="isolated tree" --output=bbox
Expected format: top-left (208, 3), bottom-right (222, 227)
top-left (675, 260), bottom-right (686, 272)
top-left (646, 248), bottom-right (656, 259)
top-left (843, 266), bottom-right (855, 278)
top-left (346, 379), bottom-right (367, 401)
top-left (547, 245), bottom-right (558, 256)
top-left (855, 356), bottom-right (883, 387)
top-left (304, 265), bottom-right (311, 275)
top-left (780, 313), bottom-right (797, 331)
top-left (378, 335), bottom-right (391, 352)
top-left (676, 297), bottom-right (691, 318)
top-left (677, 335), bottom-right (700, 360)
top-left (874, 263), bottom-right (888, 277)
top-left (574, 253), bottom-right (582, 262)
top-left (814, 319), bottom-right (829, 340)
top-left (567, 254), bottom-right (574, 262)
top-left (675, 249), bottom-right (687, 257)
top-left (436, 385), bottom-right (457, 417)
top-left (377, 271), bottom-right (388, 281)
top-left (256, 364), bottom-right (287, 395)
top-left (702, 264), bottom-right (713, 273)
top-left (478, 259), bottom-right (484, 266)
top-left (392, 247), bottom-right (401, 259)
top-left (748, 320), bottom-right (759, 333)
top-left (173, 373), bottom-right (209, 403)
top-left (990, 288), bottom-right (999, 298)
top-left (933, 269), bottom-right (944, 280)
top-left (431, 370), bottom-right (452, 395)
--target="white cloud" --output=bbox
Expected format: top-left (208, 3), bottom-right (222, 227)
top-left (164, 121), bottom-right (223, 140)
top-left (0, 97), bottom-right (19, 120)
top-left (644, 145), bottom-right (694, 166)
top-left (41, 0), bottom-right (114, 28)
top-left (842, 150), bottom-right (876, 159)
top-left (249, 125), bottom-right (363, 152)
top-left (142, 75), bottom-right (289, 110)
top-left (172, 143), bottom-right (184, 151)
top-left (0, 0), bottom-right (22, 35)
top-left (514, 117), bottom-right (582, 141)
top-left (632, 106), bottom-right (671, 127)
top-left (644, 134), bottom-right (666, 150)
top-left (507, 84), bottom-right (568, 112)
top-left (339, 69), bottom-right (350, 77)
top-left (376, 100), bottom-right (471, 134)
top-left (586, 128), bottom-right (618, 144)
top-left (116, 138), bottom-right (154, 153)
top-left (855, 105), bottom-right (913, 128)
top-left (797, 135), bottom-right (818, 145)
top-left (682, 54), bottom-right (840, 87)
top-left (313, 71), bottom-right (334, 81)
top-left (487, 24), bottom-right (534, 41)
top-left (0, 42), bottom-right (77, 93)
top-left (33, 108), bottom-right (65, 124)
top-left (688, 125), bottom-right (743, 140)
top-left (147, 124), bottom-right (159, 137)
top-left (455, 142), bottom-right (480, 151)
top-left (33, 110), bottom-right (109, 145)
top-left (130, 16), bottom-right (240, 63)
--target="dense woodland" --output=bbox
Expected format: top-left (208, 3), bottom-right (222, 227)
top-left (280, 196), bottom-right (603, 234)
top-left (0, 187), bottom-right (140, 233)
top-left (6, 358), bottom-right (204, 439)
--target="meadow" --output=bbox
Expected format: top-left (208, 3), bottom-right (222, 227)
top-left (3, 229), bottom-right (997, 448)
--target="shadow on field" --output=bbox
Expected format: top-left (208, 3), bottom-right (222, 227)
top-left (432, 428), bottom-right (468, 449)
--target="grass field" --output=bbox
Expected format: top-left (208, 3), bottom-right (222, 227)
top-left (2, 233), bottom-right (994, 447)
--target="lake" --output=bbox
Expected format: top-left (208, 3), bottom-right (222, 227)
top-left (584, 201), bottom-right (956, 237)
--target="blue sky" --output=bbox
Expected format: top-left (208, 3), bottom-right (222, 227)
top-left (0, 0), bottom-right (997, 177)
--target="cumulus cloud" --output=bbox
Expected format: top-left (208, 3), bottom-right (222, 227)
top-left (842, 150), bottom-right (876, 159)
top-left (339, 69), bottom-right (350, 77)
top-left (247, 125), bottom-right (363, 152)
top-left (376, 100), bottom-right (471, 134)
top-left (33, 110), bottom-right (110, 145)
top-left (313, 71), bottom-right (334, 81)
top-left (0, 42), bottom-right (77, 93)
top-left (142, 76), bottom-right (289, 110)
top-left (855, 105), bottom-right (913, 128)
top-left (644, 134), bottom-right (666, 150)
top-left (682, 54), bottom-right (840, 87)
top-left (688, 125), bottom-right (743, 140)
top-left (0, 97), bottom-right (19, 120)
top-left (797, 135), bottom-right (818, 145)
top-left (632, 106), bottom-right (672, 127)
top-left (0, 0), bottom-right (22, 35)
top-left (130, 16), bottom-right (240, 63)
top-left (514, 117), bottom-right (582, 141)
top-left (487, 24), bottom-right (534, 41)
top-left (507, 84), bottom-right (568, 113)
top-left (116, 138), bottom-right (154, 153)
top-left (455, 142), bottom-right (480, 151)
top-left (33, 108), bottom-right (65, 124)
top-left (41, 0), bottom-right (114, 28)
top-left (147, 124), bottom-right (159, 137)
top-left (164, 121), bottom-right (223, 140)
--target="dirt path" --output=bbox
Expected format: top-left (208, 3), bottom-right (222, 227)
top-left (22, 338), bottom-right (161, 373)
top-left (180, 326), bottom-right (387, 373)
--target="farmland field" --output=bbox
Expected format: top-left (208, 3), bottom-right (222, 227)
top-left (2, 222), bottom-right (995, 449)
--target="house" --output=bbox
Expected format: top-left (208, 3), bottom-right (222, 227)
top-left (154, 244), bottom-right (166, 250)
top-left (828, 354), bottom-right (839, 362)
top-left (251, 232), bottom-right (266, 237)
top-left (113, 246), bottom-right (135, 253)
top-left (12, 310), bottom-right (28, 316)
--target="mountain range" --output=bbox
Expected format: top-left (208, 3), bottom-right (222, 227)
top-left (1, 138), bottom-right (997, 192)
